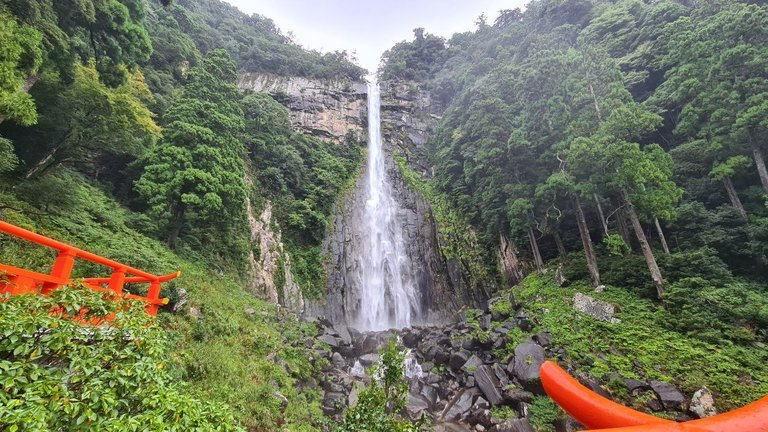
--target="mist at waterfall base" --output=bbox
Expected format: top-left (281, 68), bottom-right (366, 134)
top-left (354, 81), bottom-right (421, 332)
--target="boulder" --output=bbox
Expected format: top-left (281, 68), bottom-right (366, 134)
top-left (690, 387), bottom-right (717, 418)
top-left (624, 379), bottom-right (650, 395)
top-left (359, 353), bottom-right (379, 367)
top-left (474, 365), bottom-right (504, 405)
top-left (462, 354), bottom-right (484, 371)
top-left (503, 388), bottom-right (534, 404)
top-left (555, 263), bottom-right (568, 287)
top-left (441, 388), bottom-right (480, 421)
top-left (511, 342), bottom-right (545, 393)
top-left (572, 293), bottom-right (620, 324)
top-left (515, 310), bottom-right (532, 331)
top-left (402, 330), bottom-right (422, 348)
top-left (650, 381), bottom-right (686, 410)
top-left (318, 334), bottom-right (341, 348)
top-left (331, 352), bottom-right (346, 369)
top-left (407, 393), bottom-right (432, 420)
top-left (491, 418), bottom-right (535, 432)
top-left (449, 351), bottom-right (470, 370)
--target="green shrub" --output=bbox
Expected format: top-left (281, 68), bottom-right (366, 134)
top-left (0, 285), bottom-right (242, 431)
top-left (335, 339), bottom-right (425, 432)
top-left (529, 396), bottom-right (561, 432)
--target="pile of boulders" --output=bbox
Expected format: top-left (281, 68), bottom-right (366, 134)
top-left (308, 291), bottom-right (708, 431)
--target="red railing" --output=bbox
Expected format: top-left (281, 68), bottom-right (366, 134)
top-left (0, 220), bottom-right (176, 316)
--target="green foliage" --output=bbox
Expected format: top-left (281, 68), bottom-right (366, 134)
top-left (529, 396), bottom-right (561, 432)
top-left (336, 339), bottom-right (425, 432)
top-left (0, 285), bottom-right (242, 431)
top-left (0, 9), bottom-right (43, 126)
top-left (0, 178), bottom-right (325, 430)
top-left (514, 274), bottom-right (768, 409)
top-left (603, 233), bottom-right (630, 256)
top-left (136, 49), bottom-right (247, 258)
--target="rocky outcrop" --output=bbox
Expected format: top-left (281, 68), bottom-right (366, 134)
top-left (238, 73), bottom-right (367, 144)
top-left (245, 192), bottom-right (303, 311)
top-left (572, 293), bottom-right (620, 324)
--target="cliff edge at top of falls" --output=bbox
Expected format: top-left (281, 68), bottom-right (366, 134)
top-left (238, 73), bottom-right (368, 144)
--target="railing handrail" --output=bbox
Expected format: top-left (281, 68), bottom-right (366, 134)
top-left (0, 221), bottom-right (160, 281)
top-left (0, 220), bottom-right (176, 315)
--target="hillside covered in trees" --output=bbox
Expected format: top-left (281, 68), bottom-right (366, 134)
top-left (381, 0), bottom-right (768, 344)
top-left (1, 0), bottom-right (768, 431)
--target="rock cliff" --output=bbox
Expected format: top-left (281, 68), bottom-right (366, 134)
top-left (238, 73), bottom-right (367, 144)
top-left (308, 80), bottom-right (492, 327)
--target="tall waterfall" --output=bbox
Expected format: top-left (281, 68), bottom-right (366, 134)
top-left (356, 81), bottom-right (420, 331)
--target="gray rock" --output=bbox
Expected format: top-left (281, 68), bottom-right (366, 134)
top-left (503, 388), bottom-right (534, 404)
top-left (572, 293), bottom-right (620, 323)
top-left (555, 263), bottom-right (568, 287)
top-left (515, 310), bottom-right (532, 331)
top-left (359, 353), bottom-right (379, 367)
top-left (402, 331), bottom-right (422, 348)
top-left (334, 326), bottom-right (352, 345)
top-left (407, 393), bottom-right (432, 420)
top-left (511, 342), bottom-right (545, 393)
top-left (441, 388), bottom-right (479, 421)
top-left (331, 352), bottom-right (346, 369)
top-left (318, 334), bottom-right (341, 348)
top-left (449, 351), bottom-right (470, 370)
top-left (650, 381), bottom-right (686, 410)
top-left (690, 387), bottom-right (717, 418)
top-left (172, 288), bottom-right (188, 312)
top-left (491, 418), bottom-right (535, 432)
top-left (624, 379), bottom-right (649, 394)
top-left (475, 396), bottom-right (490, 410)
top-left (463, 354), bottom-right (484, 371)
top-left (474, 365), bottom-right (504, 405)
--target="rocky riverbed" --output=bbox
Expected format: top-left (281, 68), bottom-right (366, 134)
top-left (306, 290), bottom-right (715, 432)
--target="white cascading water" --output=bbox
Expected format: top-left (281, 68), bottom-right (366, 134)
top-left (356, 80), bottom-right (420, 331)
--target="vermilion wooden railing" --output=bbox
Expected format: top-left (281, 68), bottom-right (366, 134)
top-left (540, 361), bottom-right (768, 432)
top-left (0, 220), bottom-right (176, 316)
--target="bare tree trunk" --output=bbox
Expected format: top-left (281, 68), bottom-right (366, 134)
top-left (574, 196), bottom-right (601, 287)
top-left (723, 177), bottom-right (747, 219)
top-left (498, 233), bottom-right (524, 285)
top-left (593, 193), bottom-right (609, 237)
top-left (616, 207), bottom-right (633, 252)
top-left (528, 227), bottom-right (544, 273)
top-left (622, 190), bottom-right (665, 299)
top-left (654, 217), bottom-right (671, 255)
top-left (752, 145), bottom-right (768, 193)
top-left (553, 231), bottom-right (567, 261)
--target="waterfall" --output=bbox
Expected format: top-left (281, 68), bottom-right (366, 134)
top-left (356, 80), bottom-right (420, 331)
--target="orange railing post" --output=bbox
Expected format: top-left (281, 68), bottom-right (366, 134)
top-left (108, 267), bottom-right (127, 295)
top-left (42, 249), bottom-right (76, 294)
top-left (0, 221), bottom-right (176, 317)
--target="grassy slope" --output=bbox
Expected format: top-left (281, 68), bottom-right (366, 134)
top-left (507, 274), bottom-right (768, 416)
top-left (0, 171), bottom-right (324, 431)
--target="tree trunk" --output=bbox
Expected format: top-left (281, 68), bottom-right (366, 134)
top-left (528, 227), bottom-right (544, 273)
top-left (616, 207), bottom-right (633, 252)
top-left (498, 233), bottom-right (524, 285)
top-left (622, 190), bottom-right (665, 299)
top-left (574, 196), bottom-right (601, 287)
top-left (654, 217), bottom-right (671, 255)
top-left (593, 193), bottom-right (609, 237)
top-left (752, 145), bottom-right (768, 193)
top-left (589, 83), bottom-right (603, 122)
top-left (167, 203), bottom-right (186, 250)
top-left (553, 231), bottom-right (567, 262)
top-left (723, 177), bottom-right (747, 219)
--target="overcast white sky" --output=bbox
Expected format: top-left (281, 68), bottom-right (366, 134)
top-left (223, 0), bottom-right (529, 72)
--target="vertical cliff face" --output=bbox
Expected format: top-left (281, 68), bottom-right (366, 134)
top-left (237, 74), bottom-right (367, 310)
top-left (310, 80), bottom-right (492, 328)
top-left (238, 73), bottom-right (367, 144)
top-left (238, 74), bottom-right (495, 324)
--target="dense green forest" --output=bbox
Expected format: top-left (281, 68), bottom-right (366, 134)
top-left (2, 0), bottom-right (768, 430)
top-left (0, 0), bottom-right (363, 429)
top-left (381, 0), bottom-right (768, 344)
